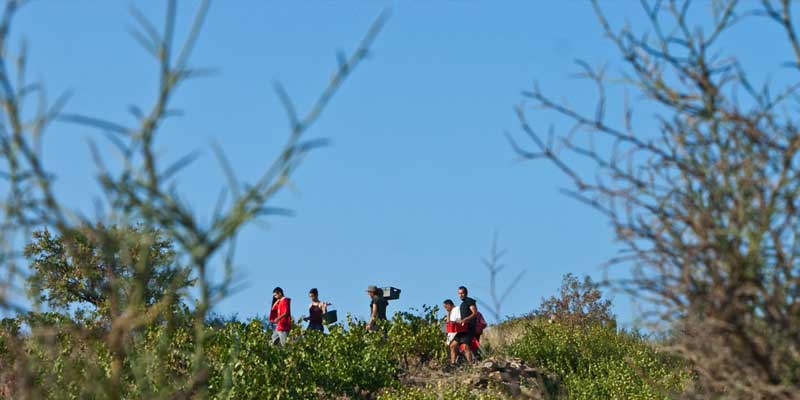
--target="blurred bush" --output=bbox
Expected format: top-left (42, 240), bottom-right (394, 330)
top-left (504, 319), bottom-right (691, 399)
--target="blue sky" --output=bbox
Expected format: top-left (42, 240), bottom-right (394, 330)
top-left (8, 1), bottom-right (791, 327)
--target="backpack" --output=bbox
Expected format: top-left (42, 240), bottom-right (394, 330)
top-left (474, 312), bottom-right (487, 335)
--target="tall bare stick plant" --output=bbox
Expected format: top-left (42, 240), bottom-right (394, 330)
top-left (478, 232), bottom-right (526, 323)
top-left (0, 1), bottom-right (386, 398)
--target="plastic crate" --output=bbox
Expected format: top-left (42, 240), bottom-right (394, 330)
top-left (323, 309), bottom-right (337, 324)
top-left (382, 286), bottom-right (401, 300)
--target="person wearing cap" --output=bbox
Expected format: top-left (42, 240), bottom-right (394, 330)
top-left (366, 284), bottom-right (388, 331)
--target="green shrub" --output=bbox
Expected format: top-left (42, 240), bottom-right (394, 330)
top-left (386, 306), bottom-right (448, 369)
top-left (2, 305), bottom-right (697, 400)
top-left (377, 383), bottom-right (504, 400)
top-left (505, 320), bottom-right (691, 399)
top-left (0, 307), bottom-right (448, 399)
top-left (205, 315), bottom-right (402, 399)
top-left (203, 309), bottom-right (446, 399)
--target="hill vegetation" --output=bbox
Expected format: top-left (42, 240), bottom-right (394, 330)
top-left (1, 267), bottom-right (692, 399)
top-left (2, 0), bottom-right (800, 398)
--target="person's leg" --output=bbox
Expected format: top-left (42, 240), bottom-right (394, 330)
top-left (449, 340), bottom-right (458, 365)
top-left (470, 338), bottom-right (481, 360)
top-left (271, 329), bottom-right (281, 345)
top-left (278, 330), bottom-right (288, 346)
top-left (463, 332), bottom-right (474, 363)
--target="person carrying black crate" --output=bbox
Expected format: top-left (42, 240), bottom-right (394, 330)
top-left (366, 284), bottom-right (387, 331)
top-left (304, 288), bottom-right (330, 332)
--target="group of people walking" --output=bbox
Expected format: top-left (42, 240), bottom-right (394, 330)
top-left (267, 285), bottom-right (388, 346)
top-left (267, 284), bottom-right (486, 365)
top-left (443, 286), bottom-right (485, 365)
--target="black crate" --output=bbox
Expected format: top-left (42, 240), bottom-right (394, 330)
top-left (323, 309), bottom-right (338, 324)
top-left (382, 287), bottom-right (401, 300)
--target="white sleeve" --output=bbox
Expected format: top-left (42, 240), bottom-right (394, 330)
top-left (450, 307), bottom-right (461, 322)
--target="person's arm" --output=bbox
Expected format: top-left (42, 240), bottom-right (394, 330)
top-left (269, 302), bottom-right (278, 322)
top-left (369, 302), bottom-right (378, 325)
top-left (321, 302), bottom-right (329, 314)
top-left (276, 299), bottom-right (290, 321)
top-left (461, 304), bottom-right (478, 325)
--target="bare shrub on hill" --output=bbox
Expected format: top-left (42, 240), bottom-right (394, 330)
top-left (534, 273), bottom-right (615, 329)
top-left (510, 0), bottom-right (800, 397)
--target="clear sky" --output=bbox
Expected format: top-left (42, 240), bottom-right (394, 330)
top-left (8, 1), bottom-right (788, 327)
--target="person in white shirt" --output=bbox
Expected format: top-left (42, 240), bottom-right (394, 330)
top-left (444, 299), bottom-right (461, 345)
top-left (443, 298), bottom-right (474, 364)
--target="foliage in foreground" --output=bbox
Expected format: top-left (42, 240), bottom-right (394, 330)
top-left (376, 383), bottom-right (504, 400)
top-left (1, 305), bottom-right (696, 400)
top-left (205, 308), bottom-right (445, 399)
top-left (0, 270), bottom-right (699, 399)
top-left (511, 1), bottom-right (800, 396)
top-left (0, 307), bottom-right (445, 399)
top-left (0, 304), bottom-right (702, 399)
top-left (0, 0), bottom-right (387, 396)
top-left (504, 318), bottom-right (691, 400)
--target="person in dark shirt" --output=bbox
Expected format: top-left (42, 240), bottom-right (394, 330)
top-left (303, 288), bottom-right (329, 332)
top-left (367, 284), bottom-right (387, 331)
top-left (454, 285), bottom-right (478, 362)
top-left (458, 286), bottom-right (478, 329)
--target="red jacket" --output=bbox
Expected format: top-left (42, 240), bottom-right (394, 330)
top-left (270, 297), bottom-right (292, 332)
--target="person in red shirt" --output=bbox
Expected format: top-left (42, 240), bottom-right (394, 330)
top-left (269, 287), bottom-right (291, 345)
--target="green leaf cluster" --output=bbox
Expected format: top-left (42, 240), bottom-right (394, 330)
top-left (24, 225), bottom-right (191, 317)
top-left (376, 382), bottom-right (504, 400)
top-left (504, 319), bottom-right (692, 399)
top-left (0, 307), bottom-right (447, 399)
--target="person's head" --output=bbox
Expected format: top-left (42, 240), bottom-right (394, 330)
top-left (273, 287), bottom-right (284, 300)
top-left (309, 288), bottom-right (319, 301)
top-left (458, 286), bottom-right (468, 300)
top-left (366, 285), bottom-right (379, 298)
top-left (443, 299), bottom-right (455, 312)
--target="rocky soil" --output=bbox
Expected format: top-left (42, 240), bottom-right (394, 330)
top-left (399, 356), bottom-right (557, 399)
